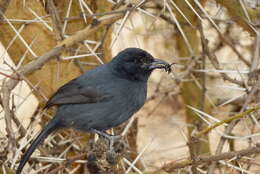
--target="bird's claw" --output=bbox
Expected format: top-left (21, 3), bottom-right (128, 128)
top-left (91, 129), bottom-right (122, 150)
top-left (107, 135), bottom-right (122, 150)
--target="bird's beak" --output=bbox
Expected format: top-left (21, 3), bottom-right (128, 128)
top-left (148, 59), bottom-right (169, 70)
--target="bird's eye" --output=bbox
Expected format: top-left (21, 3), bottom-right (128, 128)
top-left (128, 58), bottom-right (143, 64)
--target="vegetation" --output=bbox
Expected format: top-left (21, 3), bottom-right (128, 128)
top-left (0, 0), bottom-right (259, 173)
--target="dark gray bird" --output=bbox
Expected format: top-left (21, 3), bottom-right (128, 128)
top-left (16, 47), bottom-right (171, 174)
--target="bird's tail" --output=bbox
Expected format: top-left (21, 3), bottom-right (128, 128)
top-left (16, 120), bottom-right (59, 174)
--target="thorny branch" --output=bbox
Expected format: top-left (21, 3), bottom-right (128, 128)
top-left (198, 13), bottom-right (260, 174)
top-left (161, 145), bottom-right (260, 172)
top-left (46, 0), bottom-right (64, 41)
top-left (199, 23), bottom-right (245, 87)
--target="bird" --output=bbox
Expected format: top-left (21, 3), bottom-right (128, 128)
top-left (16, 47), bottom-right (171, 174)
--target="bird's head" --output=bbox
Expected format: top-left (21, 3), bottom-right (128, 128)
top-left (110, 48), bottom-right (171, 81)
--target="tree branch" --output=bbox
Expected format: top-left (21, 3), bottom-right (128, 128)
top-left (160, 145), bottom-right (260, 172)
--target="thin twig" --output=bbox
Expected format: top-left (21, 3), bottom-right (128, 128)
top-left (196, 105), bottom-right (260, 138)
top-left (160, 145), bottom-right (260, 172)
top-left (199, 21), bottom-right (245, 87)
top-left (47, 0), bottom-right (64, 41)
top-left (0, 0), bottom-right (11, 20)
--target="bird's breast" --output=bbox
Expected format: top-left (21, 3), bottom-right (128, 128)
top-left (114, 81), bottom-right (147, 121)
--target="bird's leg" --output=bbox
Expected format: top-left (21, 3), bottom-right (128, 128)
top-left (91, 129), bottom-right (121, 150)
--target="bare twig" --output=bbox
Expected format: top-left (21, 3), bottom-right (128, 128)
top-left (194, 0), bottom-right (250, 67)
top-left (187, 137), bottom-right (199, 174)
top-left (207, 79), bottom-right (260, 173)
top-left (248, 33), bottom-right (260, 83)
top-left (196, 105), bottom-right (260, 138)
top-left (0, 0), bottom-right (11, 20)
top-left (199, 20), bottom-right (245, 87)
top-left (161, 145), bottom-right (260, 172)
top-left (58, 13), bottom-right (123, 47)
top-left (46, 0), bottom-right (64, 41)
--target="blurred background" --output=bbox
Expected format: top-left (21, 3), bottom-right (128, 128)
top-left (0, 0), bottom-right (260, 173)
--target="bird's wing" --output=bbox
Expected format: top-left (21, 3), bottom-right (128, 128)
top-left (44, 79), bottom-right (111, 109)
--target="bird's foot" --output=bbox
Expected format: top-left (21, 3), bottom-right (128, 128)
top-left (107, 135), bottom-right (122, 150)
top-left (91, 129), bottom-right (122, 150)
